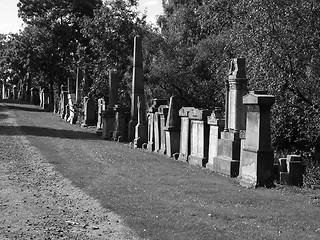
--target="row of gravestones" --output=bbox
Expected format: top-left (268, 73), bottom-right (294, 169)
top-left (2, 82), bottom-right (51, 111)
top-left (54, 34), bottom-right (304, 188)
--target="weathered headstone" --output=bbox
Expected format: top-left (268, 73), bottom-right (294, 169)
top-left (12, 86), bottom-right (18, 100)
top-left (128, 36), bottom-right (146, 142)
top-left (188, 108), bottom-right (211, 167)
top-left (112, 105), bottom-right (130, 142)
top-left (206, 108), bottom-right (225, 171)
top-left (213, 58), bottom-right (248, 177)
top-left (178, 107), bottom-right (196, 162)
top-left (30, 87), bottom-right (40, 105)
top-left (96, 98), bottom-right (106, 136)
top-left (164, 96), bottom-right (181, 157)
top-left (158, 105), bottom-right (169, 155)
top-left (279, 155), bottom-right (303, 187)
top-left (82, 97), bottom-right (95, 126)
top-left (239, 90), bottom-right (275, 187)
top-left (147, 99), bottom-right (168, 152)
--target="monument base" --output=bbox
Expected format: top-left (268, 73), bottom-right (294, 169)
top-left (188, 155), bottom-right (208, 168)
top-left (178, 153), bottom-right (188, 162)
top-left (210, 156), bottom-right (240, 177)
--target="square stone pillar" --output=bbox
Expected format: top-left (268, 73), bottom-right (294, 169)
top-left (206, 108), bottom-right (225, 171)
top-left (67, 93), bottom-right (77, 124)
top-left (240, 90), bottom-right (275, 188)
top-left (164, 96), bottom-right (181, 157)
top-left (82, 97), bottom-right (95, 126)
top-left (96, 98), bottom-right (106, 136)
top-left (178, 107), bottom-right (195, 162)
top-left (43, 89), bottom-right (50, 111)
top-left (13, 86), bottom-right (18, 100)
top-left (60, 86), bottom-right (68, 119)
top-left (147, 99), bottom-right (168, 152)
top-left (153, 112), bottom-right (161, 152)
top-left (158, 105), bottom-right (169, 155)
top-left (101, 109), bottom-right (115, 140)
top-left (112, 106), bottom-right (130, 142)
top-left (188, 109), bottom-right (211, 167)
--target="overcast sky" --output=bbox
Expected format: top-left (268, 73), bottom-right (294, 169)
top-left (0, 0), bottom-right (163, 34)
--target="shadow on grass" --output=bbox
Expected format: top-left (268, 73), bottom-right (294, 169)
top-left (0, 125), bottom-right (100, 140)
top-left (0, 99), bottom-right (45, 112)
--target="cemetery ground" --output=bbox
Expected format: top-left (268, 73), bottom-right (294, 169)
top-left (0, 100), bottom-right (320, 240)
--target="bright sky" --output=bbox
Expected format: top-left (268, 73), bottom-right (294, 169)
top-left (0, 0), bottom-right (163, 35)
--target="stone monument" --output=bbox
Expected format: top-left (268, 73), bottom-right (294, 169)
top-left (239, 90), bottom-right (275, 187)
top-left (128, 36), bottom-right (146, 142)
top-left (212, 58), bottom-right (248, 177)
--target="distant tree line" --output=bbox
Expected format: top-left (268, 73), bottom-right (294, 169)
top-left (1, 0), bottom-right (320, 183)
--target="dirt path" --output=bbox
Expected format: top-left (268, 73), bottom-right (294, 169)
top-left (1, 100), bottom-right (320, 240)
top-left (0, 101), bottom-right (143, 240)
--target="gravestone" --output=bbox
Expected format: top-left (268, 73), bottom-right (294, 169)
top-left (112, 105), bottom-right (130, 142)
top-left (134, 96), bottom-right (148, 148)
top-left (82, 97), bottom-right (95, 126)
top-left (128, 36), bottom-right (146, 142)
top-left (13, 86), bottom-right (18, 100)
top-left (30, 87), bottom-right (40, 105)
top-left (239, 90), bottom-right (275, 187)
top-left (158, 105), bottom-right (169, 155)
top-left (147, 99), bottom-right (168, 152)
top-left (96, 98), bottom-right (106, 136)
top-left (178, 107), bottom-right (196, 162)
top-left (101, 70), bottom-right (119, 140)
top-left (164, 96), bottom-right (181, 157)
top-left (206, 108), bottom-right (225, 171)
top-left (213, 58), bottom-right (248, 177)
top-left (188, 108), bottom-right (211, 167)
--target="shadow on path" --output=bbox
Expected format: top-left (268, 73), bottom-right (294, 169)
top-left (0, 125), bottom-right (101, 140)
top-left (0, 99), bottom-right (45, 112)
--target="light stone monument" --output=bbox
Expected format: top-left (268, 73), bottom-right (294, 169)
top-left (206, 108), bottom-right (225, 171)
top-left (188, 108), bottom-right (211, 167)
top-left (213, 58), bottom-right (248, 177)
top-left (134, 96), bottom-right (148, 148)
top-left (128, 36), bottom-right (146, 142)
top-left (147, 99), bottom-right (168, 152)
top-left (178, 107), bottom-right (196, 162)
top-left (96, 98), bottom-right (106, 136)
top-left (158, 105), bottom-right (169, 155)
top-left (240, 90), bottom-right (275, 187)
top-left (82, 97), bottom-right (95, 126)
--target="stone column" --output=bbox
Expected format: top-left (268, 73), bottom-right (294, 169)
top-left (1, 80), bottom-right (6, 99)
top-left (188, 109), bottom-right (211, 167)
top-left (134, 97), bottom-right (148, 148)
top-left (213, 58), bottom-right (248, 177)
top-left (43, 88), bottom-right (50, 111)
top-left (76, 66), bottom-right (83, 103)
top-left (164, 96), bottom-right (181, 157)
top-left (153, 112), bottom-right (161, 152)
top-left (178, 107), bottom-right (195, 162)
top-left (147, 99), bottom-right (168, 152)
top-left (101, 70), bottom-right (119, 140)
top-left (240, 90), bottom-right (275, 188)
top-left (128, 36), bottom-right (146, 142)
top-left (96, 98), bottom-right (106, 136)
top-left (158, 105), bottom-right (169, 155)
top-left (206, 108), bottom-right (225, 171)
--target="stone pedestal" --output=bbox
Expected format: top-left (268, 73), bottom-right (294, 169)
top-left (164, 96), bottom-right (181, 157)
top-left (239, 91), bottom-right (275, 188)
top-left (178, 107), bottom-right (195, 162)
top-left (134, 97), bottom-right (148, 148)
top-left (147, 99), bottom-right (168, 152)
top-left (101, 109), bottom-right (115, 140)
top-left (158, 105), bottom-right (169, 155)
top-left (188, 109), bottom-right (211, 167)
top-left (96, 98), bottom-right (106, 136)
top-left (43, 89), bottom-right (50, 111)
top-left (82, 97), bottom-right (95, 126)
top-left (206, 108), bottom-right (225, 171)
top-left (112, 106), bottom-right (130, 142)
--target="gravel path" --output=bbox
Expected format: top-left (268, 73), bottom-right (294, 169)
top-left (0, 101), bottom-right (143, 240)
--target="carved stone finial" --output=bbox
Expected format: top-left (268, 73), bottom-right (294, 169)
top-left (229, 58), bottom-right (246, 79)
